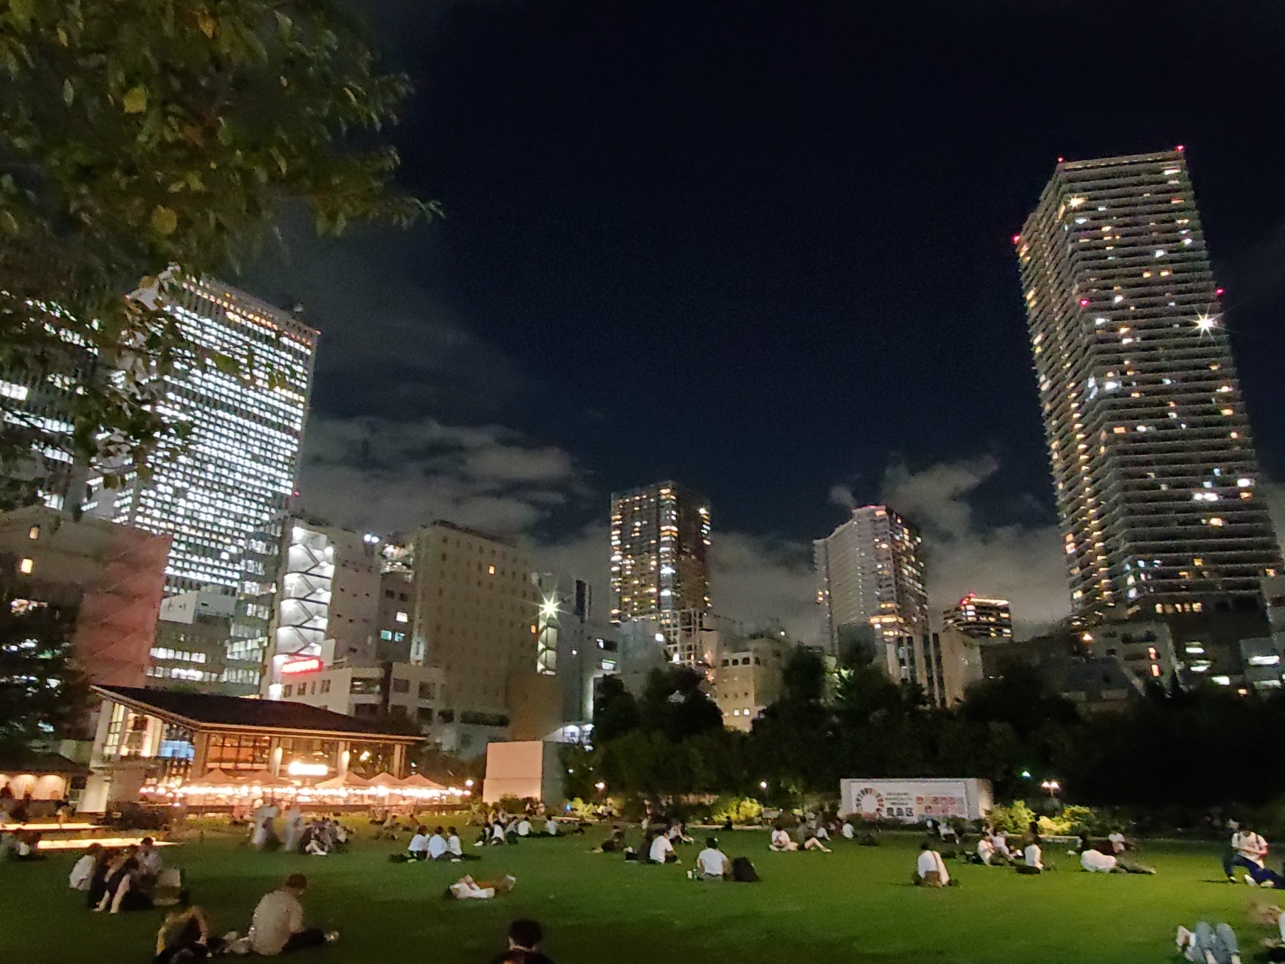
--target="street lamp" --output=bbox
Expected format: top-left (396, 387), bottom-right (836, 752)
top-left (595, 782), bottom-right (606, 792)
top-left (759, 781), bottom-right (768, 791)
top-left (464, 778), bottom-right (474, 788)
top-left (1040, 779), bottom-right (1060, 795)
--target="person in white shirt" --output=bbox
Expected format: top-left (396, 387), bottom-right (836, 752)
top-left (449, 827), bottom-right (475, 863)
top-left (490, 821), bottom-right (507, 845)
top-left (446, 873), bottom-right (516, 900)
top-left (1016, 838), bottom-right (1044, 875)
top-left (1107, 831), bottom-right (1127, 854)
top-left (769, 825), bottom-right (798, 852)
top-left (695, 838), bottom-right (730, 880)
top-left (251, 802), bottom-right (280, 851)
top-left (1081, 849), bottom-right (1157, 875)
top-left (975, 837), bottom-right (996, 866)
top-left (1226, 826), bottom-right (1269, 881)
top-left (249, 874), bottom-right (335, 955)
top-left (544, 817), bottom-right (559, 836)
top-left (841, 821), bottom-right (855, 840)
top-left (516, 818), bottom-right (532, 837)
top-left (914, 841), bottom-right (951, 887)
top-left (649, 831), bottom-right (678, 865)
top-left (282, 807), bottom-right (305, 854)
top-left (989, 828), bottom-right (1012, 860)
top-left (406, 826), bottom-right (430, 861)
top-left (70, 843), bottom-right (102, 890)
top-left (427, 827), bottom-right (449, 861)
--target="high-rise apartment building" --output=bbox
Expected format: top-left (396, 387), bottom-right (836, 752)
top-left (1018, 150), bottom-right (1282, 616)
top-left (609, 482), bottom-right (711, 654)
top-left (102, 277), bottom-right (318, 692)
top-left (814, 505), bottom-right (928, 672)
top-left (409, 521), bottom-right (538, 753)
top-left (943, 593), bottom-right (1013, 639)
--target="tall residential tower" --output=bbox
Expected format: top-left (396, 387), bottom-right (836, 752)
top-left (1017, 150), bottom-right (1281, 617)
top-left (609, 482), bottom-right (711, 654)
top-left (814, 505), bottom-right (928, 671)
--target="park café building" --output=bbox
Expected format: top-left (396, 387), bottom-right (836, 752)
top-left (81, 685), bottom-right (425, 813)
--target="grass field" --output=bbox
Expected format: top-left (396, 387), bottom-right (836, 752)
top-left (0, 828), bottom-right (1274, 963)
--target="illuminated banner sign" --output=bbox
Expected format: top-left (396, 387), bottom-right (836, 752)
top-left (280, 657), bottom-right (323, 676)
top-left (839, 778), bottom-right (993, 823)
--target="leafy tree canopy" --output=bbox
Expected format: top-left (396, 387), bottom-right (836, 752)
top-left (0, 0), bottom-right (434, 506)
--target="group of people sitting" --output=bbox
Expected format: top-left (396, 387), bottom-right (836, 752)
top-left (477, 813), bottom-right (559, 846)
top-left (397, 825), bottom-right (478, 862)
top-left (769, 822), bottom-right (832, 853)
top-left (149, 872), bottom-right (340, 962)
top-left (0, 828), bottom-right (47, 860)
top-left (69, 838), bottom-right (185, 914)
top-left (249, 804), bottom-right (350, 856)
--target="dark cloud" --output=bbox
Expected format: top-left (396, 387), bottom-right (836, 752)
top-left (880, 458), bottom-right (1069, 637)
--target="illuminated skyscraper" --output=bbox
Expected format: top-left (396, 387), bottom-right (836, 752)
top-left (1018, 150), bottom-right (1281, 617)
top-left (609, 482), bottom-right (711, 652)
top-left (942, 593), bottom-right (1013, 639)
top-left (813, 505), bottom-right (928, 671)
top-left (107, 277), bottom-right (318, 692)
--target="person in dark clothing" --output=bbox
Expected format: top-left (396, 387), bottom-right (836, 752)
top-left (489, 919), bottom-right (555, 964)
top-left (153, 900), bottom-right (227, 964)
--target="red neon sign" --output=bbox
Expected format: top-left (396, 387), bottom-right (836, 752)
top-left (280, 657), bottom-right (323, 676)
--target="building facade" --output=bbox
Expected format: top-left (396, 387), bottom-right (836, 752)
top-left (894, 629), bottom-right (985, 707)
top-left (609, 481), bottom-right (711, 652)
top-left (148, 589), bottom-right (237, 689)
top-left (814, 505), bottom-right (929, 672)
top-left (1017, 150), bottom-right (1282, 617)
top-left (713, 635), bottom-right (788, 731)
top-left (96, 277), bottom-right (318, 693)
top-left (280, 660), bottom-right (444, 730)
top-left (263, 523), bottom-right (384, 693)
top-left (942, 594), bottom-right (1013, 639)
top-left (0, 506), bottom-right (170, 687)
top-left (408, 521), bottom-right (538, 753)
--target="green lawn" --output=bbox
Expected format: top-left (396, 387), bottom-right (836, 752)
top-left (1, 828), bottom-right (1273, 963)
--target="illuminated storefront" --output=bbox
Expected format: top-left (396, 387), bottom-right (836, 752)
top-left (83, 684), bottom-right (424, 812)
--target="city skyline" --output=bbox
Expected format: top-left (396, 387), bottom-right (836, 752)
top-left (240, 2), bottom-right (1285, 641)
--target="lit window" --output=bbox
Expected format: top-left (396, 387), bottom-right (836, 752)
top-left (18, 558), bottom-right (34, 575)
top-left (488, 565), bottom-right (496, 575)
top-left (27, 526), bottom-right (39, 540)
top-left (395, 611), bottom-right (408, 623)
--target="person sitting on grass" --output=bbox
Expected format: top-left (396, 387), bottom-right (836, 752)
top-left (1176, 922), bottom-right (1241, 964)
top-left (1080, 848), bottom-right (1155, 874)
top-left (648, 829), bottom-right (679, 865)
top-left (914, 841), bottom-right (952, 887)
top-left (489, 918), bottom-right (555, 964)
top-left (426, 826), bottom-right (450, 861)
top-left (971, 836), bottom-right (1000, 866)
top-left (769, 825), bottom-right (798, 852)
top-left (544, 816), bottom-right (559, 837)
top-left (1226, 825), bottom-right (1271, 884)
top-left (668, 821), bottom-right (694, 845)
top-left (14, 830), bottom-right (46, 861)
top-left (594, 827), bottom-right (627, 854)
top-left (153, 897), bottom-right (228, 964)
top-left (516, 817), bottom-right (533, 838)
top-left (695, 837), bottom-right (730, 880)
top-left (448, 826), bottom-right (478, 861)
top-left (446, 873), bottom-right (516, 900)
top-left (800, 826), bottom-right (832, 853)
top-left (491, 820), bottom-right (508, 846)
top-left (841, 820), bottom-right (855, 841)
top-left (988, 827), bottom-right (1012, 862)
top-left (405, 826), bottom-right (431, 861)
top-left (249, 873), bottom-right (338, 955)
top-left (1108, 829), bottom-right (1127, 853)
top-left (70, 843), bottom-right (103, 891)
top-left (1016, 836), bottom-right (1044, 875)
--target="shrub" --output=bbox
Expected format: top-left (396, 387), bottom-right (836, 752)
top-left (1037, 805), bottom-right (1096, 836)
top-left (710, 796), bottom-right (764, 825)
top-left (985, 800), bottom-right (1037, 834)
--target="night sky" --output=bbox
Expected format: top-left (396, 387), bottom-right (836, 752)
top-left (247, 0), bottom-right (1285, 639)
